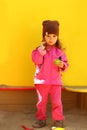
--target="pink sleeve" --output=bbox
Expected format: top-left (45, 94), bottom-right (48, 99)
top-left (61, 52), bottom-right (69, 71)
top-left (32, 47), bottom-right (46, 65)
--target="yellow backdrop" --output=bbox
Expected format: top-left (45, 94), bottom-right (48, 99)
top-left (0, 0), bottom-right (87, 87)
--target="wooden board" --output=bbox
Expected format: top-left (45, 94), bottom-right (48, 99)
top-left (64, 86), bottom-right (87, 93)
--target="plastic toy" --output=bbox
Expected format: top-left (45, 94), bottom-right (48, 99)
top-left (54, 56), bottom-right (62, 65)
top-left (22, 125), bottom-right (34, 130)
top-left (54, 59), bottom-right (61, 65)
top-left (52, 127), bottom-right (64, 130)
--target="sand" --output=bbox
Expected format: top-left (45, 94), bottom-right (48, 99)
top-left (0, 108), bottom-right (87, 130)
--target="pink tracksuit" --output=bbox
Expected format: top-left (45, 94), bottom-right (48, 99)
top-left (32, 46), bottom-right (68, 121)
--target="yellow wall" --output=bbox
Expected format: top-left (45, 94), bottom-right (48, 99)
top-left (0, 0), bottom-right (87, 86)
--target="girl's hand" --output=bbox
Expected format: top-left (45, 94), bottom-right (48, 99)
top-left (54, 59), bottom-right (61, 65)
top-left (54, 59), bottom-right (64, 68)
top-left (58, 61), bottom-right (64, 68)
top-left (41, 41), bottom-right (46, 50)
top-left (38, 41), bottom-right (46, 56)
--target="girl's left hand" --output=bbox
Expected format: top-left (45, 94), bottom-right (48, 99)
top-left (54, 59), bottom-right (64, 68)
top-left (58, 61), bottom-right (64, 68)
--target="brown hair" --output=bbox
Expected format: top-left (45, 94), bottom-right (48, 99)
top-left (55, 39), bottom-right (65, 50)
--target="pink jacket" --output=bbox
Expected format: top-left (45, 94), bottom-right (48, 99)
top-left (32, 46), bottom-right (68, 85)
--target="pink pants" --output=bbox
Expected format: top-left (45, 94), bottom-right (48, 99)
top-left (35, 84), bottom-right (64, 121)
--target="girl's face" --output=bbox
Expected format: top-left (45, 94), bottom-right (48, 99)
top-left (44, 34), bottom-right (58, 46)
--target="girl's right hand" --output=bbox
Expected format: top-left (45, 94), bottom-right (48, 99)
top-left (40, 41), bottom-right (46, 50)
top-left (38, 41), bottom-right (46, 55)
